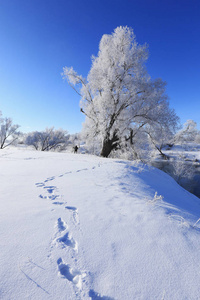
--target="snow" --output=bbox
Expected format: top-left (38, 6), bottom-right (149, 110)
top-left (1, 147), bottom-right (200, 300)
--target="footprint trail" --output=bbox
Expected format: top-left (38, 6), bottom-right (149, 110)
top-left (35, 163), bottom-right (103, 298)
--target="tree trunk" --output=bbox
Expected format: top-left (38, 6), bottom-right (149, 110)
top-left (100, 138), bottom-right (113, 157)
top-left (100, 131), bottom-right (119, 157)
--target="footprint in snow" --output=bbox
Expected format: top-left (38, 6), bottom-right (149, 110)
top-left (57, 258), bottom-right (85, 290)
top-left (56, 218), bottom-right (68, 232)
top-left (39, 194), bottom-right (47, 199)
top-left (52, 201), bottom-right (64, 205)
top-left (76, 168), bottom-right (88, 173)
top-left (35, 182), bottom-right (45, 187)
top-left (43, 186), bottom-right (56, 194)
top-left (65, 206), bottom-right (77, 211)
top-left (44, 176), bottom-right (55, 182)
top-left (48, 195), bottom-right (60, 201)
top-left (39, 194), bottom-right (60, 201)
top-left (56, 232), bottom-right (78, 251)
top-left (89, 290), bottom-right (115, 300)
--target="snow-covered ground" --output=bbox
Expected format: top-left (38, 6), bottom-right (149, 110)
top-left (1, 147), bottom-right (200, 300)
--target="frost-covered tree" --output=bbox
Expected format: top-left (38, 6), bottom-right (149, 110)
top-left (171, 154), bottom-right (195, 186)
top-left (174, 120), bottom-right (198, 145)
top-left (25, 128), bottom-right (69, 151)
top-left (63, 26), bottom-right (179, 157)
top-left (144, 121), bottom-right (176, 159)
top-left (195, 131), bottom-right (200, 144)
top-left (69, 132), bottom-right (81, 147)
top-left (0, 117), bottom-right (20, 149)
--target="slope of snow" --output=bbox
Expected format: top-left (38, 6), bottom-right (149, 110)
top-left (1, 147), bottom-right (200, 300)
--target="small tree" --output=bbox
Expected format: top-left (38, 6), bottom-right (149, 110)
top-left (0, 117), bottom-right (20, 149)
top-left (63, 26), bottom-right (179, 157)
top-left (25, 128), bottom-right (69, 151)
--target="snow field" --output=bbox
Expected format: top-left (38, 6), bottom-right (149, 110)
top-left (1, 147), bottom-right (200, 299)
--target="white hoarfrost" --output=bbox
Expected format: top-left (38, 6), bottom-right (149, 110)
top-left (63, 26), bottom-right (178, 158)
top-left (1, 147), bottom-right (200, 299)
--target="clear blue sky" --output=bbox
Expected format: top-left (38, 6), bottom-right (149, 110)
top-left (0, 0), bottom-right (199, 133)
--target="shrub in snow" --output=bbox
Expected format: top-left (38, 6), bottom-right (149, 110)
top-left (148, 192), bottom-right (164, 205)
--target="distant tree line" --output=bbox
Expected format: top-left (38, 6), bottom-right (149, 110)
top-left (0, 110), bottom-right (76, 152)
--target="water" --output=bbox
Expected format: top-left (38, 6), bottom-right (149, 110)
top-left (151, 159), bottom-right (200, 199)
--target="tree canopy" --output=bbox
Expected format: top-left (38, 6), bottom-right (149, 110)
top-left (63, 26), bottom-right (179, 158)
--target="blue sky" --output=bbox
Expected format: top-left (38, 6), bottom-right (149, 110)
top-left (0, 0), bottom-right (199, 133)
